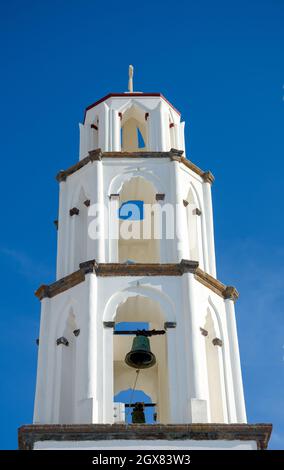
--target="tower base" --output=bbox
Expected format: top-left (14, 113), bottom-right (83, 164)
top-left (18, 423), bottom-right (272, 450)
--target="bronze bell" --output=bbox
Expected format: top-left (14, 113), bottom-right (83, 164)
top-left (125, 335), bottom-right (156, 369)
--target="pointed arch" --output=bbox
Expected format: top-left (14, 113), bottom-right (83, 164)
top-left (108, 168), bottom-right (165, 196)
top-left (119, 101), bottom-right (149, 151)
top-left (58, 307), bottom-right (78, 424)
top-left (69, 185), bottom-right (90, 272)
top-left (110, 176), bottom-right (161, 263)
top-left (103, 285), bottom-right (176, 324)
top-left (184, 182), bottom-right (205, 269)
top-left (203, 301), bottom-right (228, 423)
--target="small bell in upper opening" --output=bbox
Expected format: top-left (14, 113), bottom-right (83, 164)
top-left (125, 335), bottom-right (156, 369)
top-left (131, 402), bottom-right (145, 424)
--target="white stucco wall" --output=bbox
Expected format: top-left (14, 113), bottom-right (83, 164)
top-left (80, 95), bottom-right (183, 157)
top-left (34, 439), bottom-right (257, 450)
top-left (33, 272), bottom-right (246, 427)
top-left (56, 158), bottom-right (216, 279)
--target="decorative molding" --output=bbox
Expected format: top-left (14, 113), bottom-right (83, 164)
top-left (164, 322), bottom-right (177, 329)
top-left (55, 149), bottom-right (214, 185)
top-left (88, 148), bottom-right (103, 161)
top-left (35, 284), bottom-right (49, 300)
top-left (56, 337), bottom-right (69, 347)
top-left (35, 259), bottom-right (238, 302)
top-left (80, 259), bottom-right (199, 277)
top-left (155, 193), bottom-right (165, 201)
top-left (83, 93), bottom-right (182, 123)
top-left (212, 337), bottom-right (223, 347)
top-left (169, 148), bottom-right (184, 161)
top-left (69, 207), bottom-right (79, 216)
top-left (202, 171), bottom-right (215, 184)
top-left (18, 423), bottom-right (272, 450)
top-left (56, 149), bottom-right (103, 182)
top-left (35, 270), bottom-right (85, 300)
top-left (200, 327), bottom-right (208, 337)
top-left (224, 286), bottom-right (239, 301)
top-left (194, 268), bottom-right (228, 299)
top-left (103, 321), bottom-right (115, 328)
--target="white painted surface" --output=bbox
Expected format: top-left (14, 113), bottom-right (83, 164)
top-left (80, 95), bottom-right (183, 158)
top-left (33, 90), bottom-right (247, 446)
top-left (33, 272), bottom-right (246, 426)
top-left (34, 439), bottom-right (257, 450)
top-left (56, 158), bottom-right (216, 278)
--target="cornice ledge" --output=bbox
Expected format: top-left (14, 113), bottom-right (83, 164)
top-left (223, 285), bottom-right (239, 301)
top-left (169, 149), bottom-right (215, 184)
top-left (103, 150), bottom-right (173, 159)
top-left (202, 170), bottom-right (215, 184)
top-left (194, 268), bottom-right (239, 302)
top-left (35, 260), bottom-right (238, 301)
top-left (34, 284), bottom-right (50, 300)
top-left (79, 259), bottom-right (99, 274)
top-left (56, 149), bottom-right (102, 182)
top-left (35, 269), bottom-right (85, 300)
top-left (169, 148), bottom-right (184, 160)
top-left (80, 259), bottom-right (199, 277)
top-left (18, 423), bottom-right (272, 450)
top-left (179, 259), bottom-right (199, 273)
top-left (55, 148), bottom-right (214, 184)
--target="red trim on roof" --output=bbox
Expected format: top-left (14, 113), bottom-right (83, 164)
top-left (83, 93), bottom-right (181, 123)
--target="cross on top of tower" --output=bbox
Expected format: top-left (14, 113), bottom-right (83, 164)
top-left (128, 64), bottom-right (134, 93)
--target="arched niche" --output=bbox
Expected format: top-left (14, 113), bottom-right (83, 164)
top-left (184, 186), bottom-right (204, 266)
top-left (112, 295), bottom-right (169, 424)
top-left (118, 176), bottom-right (160, 263)
top-left (120, 104), bottom-right (148, 152)
top-left (203, 307), bottom-right (227, 423)
top-left (58, 309), bottom-right (78, 424)
top-left (71, 187), bottom-right (89, 271)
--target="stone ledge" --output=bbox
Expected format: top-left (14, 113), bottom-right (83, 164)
top-left (56, 149), bottom-right (214, 184)
top-left (35, 260), bottom-right (238, 302)
top-left (18, 423), bottom-right (272, 450)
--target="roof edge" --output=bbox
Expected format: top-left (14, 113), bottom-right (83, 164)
top-left (83, 93), bottom-right (181, 123)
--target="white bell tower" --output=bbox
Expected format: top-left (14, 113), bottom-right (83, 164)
top-left (19, 68), bottom-right (271, 450)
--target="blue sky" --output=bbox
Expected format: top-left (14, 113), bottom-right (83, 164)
top-left (0, 0), bottom-right (283, 449)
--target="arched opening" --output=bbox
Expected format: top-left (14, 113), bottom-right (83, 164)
top-left (185, 187), bottom-right (203, 265)
top-left (114, 389), bottom-right (156, 424)
top-left (113, 295), bottom-right (169, 424)
top-left (204, 308), bottom-right (225, 423)
top-left (59, 310), bottom-right (77, 424)
top-left (121, 104), bottom-right (148, 152)
top-left (73, 187), bottom-right (88, 270)
top-left (118, 177), bottom-right (160, 263)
